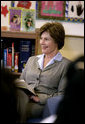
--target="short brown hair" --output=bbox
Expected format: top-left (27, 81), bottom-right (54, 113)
top-left (39, 22), bottom-right (65, 50)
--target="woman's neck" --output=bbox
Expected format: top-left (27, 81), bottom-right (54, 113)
top-left (45, 49), bottom-right (59, 60)
top-left (43, 50), bottom-right (59, 68)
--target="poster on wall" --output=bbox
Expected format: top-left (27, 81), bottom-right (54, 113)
top-left (37, 1), bottom-right (66, 20)
top-left (1, 1), bottom-right (11, 30)
top-left (65, 1), bottom-right (84, 22)
top-left (1, 1), bottom-right (36, 31)
top-left (36, 1), bottom-right (84, 23)
top-left (17, 1), bottom-right (32, 9)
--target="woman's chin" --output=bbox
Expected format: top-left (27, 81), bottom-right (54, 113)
top-left (42, 50), bottom-right (47, 54)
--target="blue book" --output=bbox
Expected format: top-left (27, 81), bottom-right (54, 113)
top-left (19, 40), bottom-right (32, 72)
top-left (4, 49), bottom-right (7, 68)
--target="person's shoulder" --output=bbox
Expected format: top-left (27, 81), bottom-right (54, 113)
top-left (27, 56), bottom-right (37, 62)
top-left (29, 55), bottom-right (37, 59)
top-left (28, 54), bottom-right (43, 62)
top-left (61, 57), bottom-right (71, 68)
top-left (62, 57), bottom-right (71, 63)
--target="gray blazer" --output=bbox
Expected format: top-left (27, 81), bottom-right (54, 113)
top-left (20, 56), bottom-right (71, 104)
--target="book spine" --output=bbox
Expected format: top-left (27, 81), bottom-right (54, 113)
top-left (12, 42), bottom-right (15, 72)
top-left (31, 44), bottom-right (35, 56)
top-left (1, 39), bottom-right (3, 68)
top-left (7, 47), bottom-right (12, 71)
top-left (19, 40), bottom-right (32, 72)
top-left (4, 49), bottom-right (7, 68)
top-left (14, 52), bottom-right (19, 72)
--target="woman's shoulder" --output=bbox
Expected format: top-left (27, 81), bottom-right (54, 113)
top-left (30, 54), bottom-right (43, 59)
top-left (28, 54), bottom-right (43, 62)
top-left (28, 55), bottom-right (37, 62)
top-left (61, 57), bottom-right (71, 68)
top-left (62, 57), bottom-right (71, 63)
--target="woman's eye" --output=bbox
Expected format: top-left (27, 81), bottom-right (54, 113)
top-left (45, 38), bottom-right (48, 40)
top-left (45, 38), bottom-right (50, 41)
top-left (40, 37), bottom-right (50, 41)
top-left (40, 37), bottom-right (42, 40)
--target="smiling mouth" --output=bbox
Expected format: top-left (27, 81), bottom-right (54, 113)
top-left (41, 45), bottom-right (48, 49)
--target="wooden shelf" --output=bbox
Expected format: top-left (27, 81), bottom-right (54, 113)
top-left (1, 30), bottom-right (40, 55)
top-left (1, 30), bottom-right (41, 75)
top-left (1, 30), bottom-right (36, 39)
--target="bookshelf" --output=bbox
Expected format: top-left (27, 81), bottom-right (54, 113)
top-left (1, 30), bottom-right (40, 55)
top-left (1, 30), bottom-right (41, 75)
top-left (1, 30), bottom-right (84, 75)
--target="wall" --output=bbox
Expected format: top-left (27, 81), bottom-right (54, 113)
top-left (1, 1), bottom-right (84, 60)
top-left (1, 1), bottom-right (84, 36)
top-left (60, 36), bottom-right (84, 60)
top-left (35, 20), bottom-right (84, 37)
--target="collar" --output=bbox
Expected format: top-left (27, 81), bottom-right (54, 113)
top-left (37, 52), bottom-right (62, 70)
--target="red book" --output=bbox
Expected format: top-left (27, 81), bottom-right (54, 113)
top-left (7, 47), bottom-right (12, 70)
top-left (12, 42), bottom-right (14, 72)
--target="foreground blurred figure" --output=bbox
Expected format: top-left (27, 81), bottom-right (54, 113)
top-left (55, 56), bottom-right (84, 123)
top-left (0, 68), bottom-right (18, 123)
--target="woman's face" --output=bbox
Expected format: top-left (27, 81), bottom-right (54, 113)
top-left (40, 31), bottom-right (58, 55)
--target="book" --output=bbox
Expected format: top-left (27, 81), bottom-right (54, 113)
top-left (1, 39), bottom-right (4, 68)
top-left (9, 7), bottom-right (21, 31)
top-left (7, 47), bottom-right (12, 70)
top-left (21, 9), bottom-right (35, 32)
top-left (19, 40), bottom-right (32, 72)
top-left (12, 42), bottom-right (15, 72)
top-left (3, 49), bottom-right (7, 68)
top-left (14, 52), bottom-right (19, 72)
top-left (14, 79), bottom-right (36, 95)
top-left (31, 44), bottom-right (35, 56)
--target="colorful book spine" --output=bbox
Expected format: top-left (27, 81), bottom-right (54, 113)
top-left (12, 42), bottom-right (15, 72)
top-left (7, 47), bottom-right (12, 70)
top-left (4, 49), bottom-right (7, 68)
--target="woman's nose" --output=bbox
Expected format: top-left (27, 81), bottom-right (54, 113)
top-left (40, 39), bottom-right (45, 44)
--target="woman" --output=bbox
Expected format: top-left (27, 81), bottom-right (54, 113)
top-left (16, 22), bottom-right (71, 123)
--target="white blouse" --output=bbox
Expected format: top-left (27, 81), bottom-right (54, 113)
top-left (37, 52), bottom-right (62, 70)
